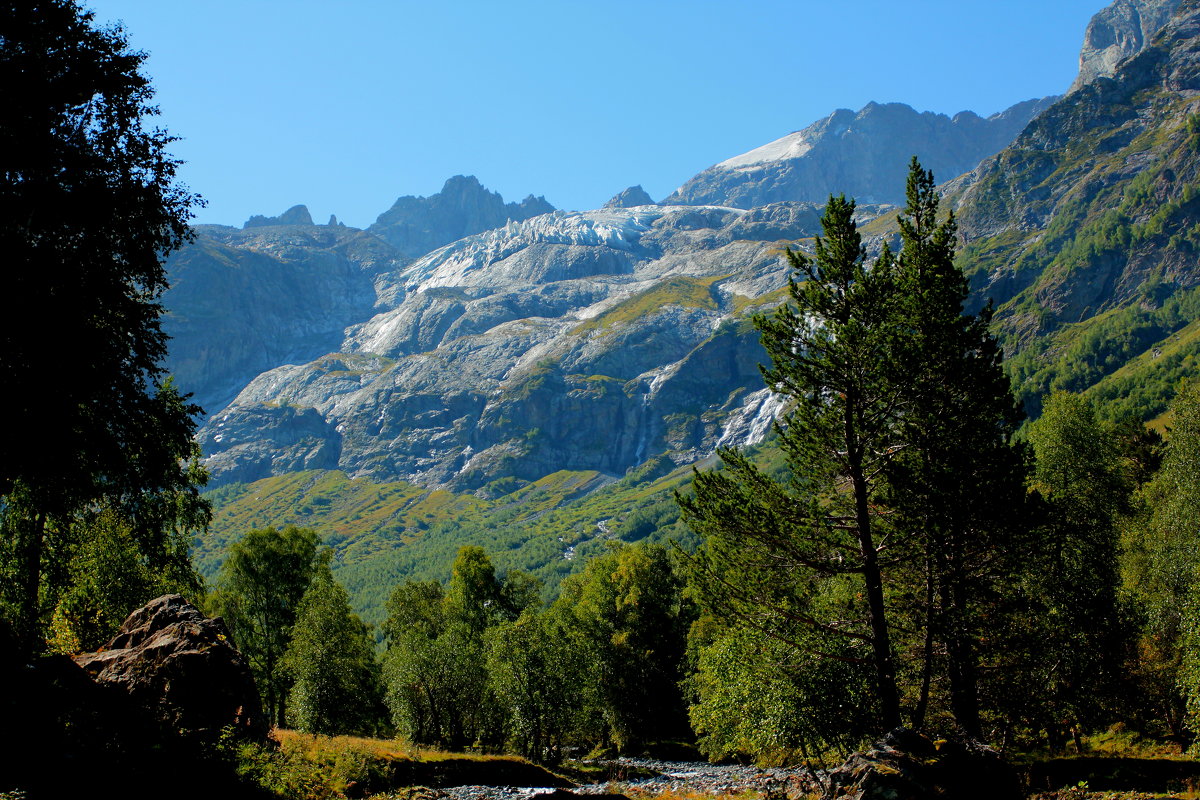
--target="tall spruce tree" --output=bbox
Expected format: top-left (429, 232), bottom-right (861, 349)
top-left (681, 193), bottom-right (906, 733)
top-left (886, 159), bottom-right (1028, 737)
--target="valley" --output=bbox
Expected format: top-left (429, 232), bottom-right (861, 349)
top-left (163, 0), bottom-right (1200, 631)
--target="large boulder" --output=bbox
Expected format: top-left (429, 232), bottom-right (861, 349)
top-left (72, 593), bottom-right (265, 742)
top-left (824, 728), bottom-right (1021, 800)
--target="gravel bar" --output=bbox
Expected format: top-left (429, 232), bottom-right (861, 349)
top-left (438, 758), bottom-right (820, 800)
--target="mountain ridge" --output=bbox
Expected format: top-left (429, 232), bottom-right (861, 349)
top-left (664, 97), bottom-right (1058, 209)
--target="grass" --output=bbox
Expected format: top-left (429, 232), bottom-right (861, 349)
top-left (272, 729), bottom-right (421, 762)
top-left (1083, 729), bottom-right (1190, 761)
top-left (1030, 792), bottom-right (1200, 800)
top-left (572, 275), bottom-right (724, 335)
top-left (230, 729), bottom-right (546, 799)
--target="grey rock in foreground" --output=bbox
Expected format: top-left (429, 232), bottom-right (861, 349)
top-left (73, 594), bottom-right (265, 742)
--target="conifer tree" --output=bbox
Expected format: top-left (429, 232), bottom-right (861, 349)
top-left (682, 193), bottom-right (906, 733)
top-left (681, 159), bottom-right (1030, 748)
top-left (886, 159), bottom-right (1028, 736)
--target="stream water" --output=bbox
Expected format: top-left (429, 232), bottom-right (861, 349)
top-left (439, 758), bottom-right (817, 800)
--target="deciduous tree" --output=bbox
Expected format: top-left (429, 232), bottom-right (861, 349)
top-left (284, 562), bottom-right (385, 736)
top-left (209, 525), bottom-right (321, 727)
top-left (0, 0), bottom-right (204, 653)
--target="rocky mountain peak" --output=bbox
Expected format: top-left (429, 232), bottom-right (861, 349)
top-left (1069, 0), bottom-right (1183, 93)
top-left (665, 97), bottom-right (1057, 209)
top-left (950, 0), bottom-right (1200, 367)
top-left (368, 175), bottom-right (555, 259)
top-left (604, 185), bottom-right (656, 209)
top-left (243, 204), bottom-right (314, 228)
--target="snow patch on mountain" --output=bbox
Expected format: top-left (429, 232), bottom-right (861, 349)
top-left (716, 131), bottom-right (813, 169)
top-left (400, 208), bottom-right (667, 291)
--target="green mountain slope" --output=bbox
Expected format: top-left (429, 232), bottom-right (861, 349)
top-left (197, 460), bottom-right (701, 628)
top-left (951, 1), bottom-right (1200, 418)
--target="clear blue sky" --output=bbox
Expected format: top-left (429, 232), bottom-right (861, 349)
top-left (86, 0), bottom-right (1107, 228)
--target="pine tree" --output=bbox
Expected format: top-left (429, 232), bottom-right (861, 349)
top-left (681, 160), bottom-right (1031, 749)
top-left (886, 159), bottom-right (1028, 737)
top-left (682, 193), bottom-right (906, 733)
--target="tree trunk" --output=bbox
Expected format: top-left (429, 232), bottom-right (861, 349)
top-left (912, 553), bottom-right (937, 731)
top-left (944, 556), bottom-right (982, 738)
top-left (18, 510), bottom-right (46, 659)
top-left (850, 460), bottom-right (901, 731)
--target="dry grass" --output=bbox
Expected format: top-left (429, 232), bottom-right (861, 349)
top-left (272, 728), bottom-right (421, 762)
top-left (271, 728), bottom-right (528, 764)
top-left (1031, 792), bottom-right (1200, 800)
top-left (235, 729), bottom-right (538, 799)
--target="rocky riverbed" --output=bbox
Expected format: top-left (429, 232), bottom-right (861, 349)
top-left (437, 758), bottom-right (819, 800)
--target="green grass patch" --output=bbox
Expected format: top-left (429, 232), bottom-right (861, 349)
top-left (572, 275), bottom-right (725, 335)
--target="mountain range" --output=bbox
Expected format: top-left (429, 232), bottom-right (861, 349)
top-left (171, 0), bottom-right (1200, 616)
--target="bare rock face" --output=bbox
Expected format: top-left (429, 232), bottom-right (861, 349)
top-left (824, 728), bottom-right (1021, 800)
top-left (162, 222), bottom-right (398, 415)
top-left (72, 594), bottom-right (265, 742)
top-left (244, 203), bottom-right (315, 228)
top-left (369, 175), bottom-right (555, 259)
top-left (195, 203), bottom-right (835, 490)
top-left (604, 185), bottom-right (655, 208)
top-left (1069, 0), bottom-right (1183, 93)
top-left (664, 98), bottom-right (1055, 210)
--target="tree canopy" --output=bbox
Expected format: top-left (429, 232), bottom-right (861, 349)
top-left (681, 158), bottom-right (1029, 746)
top-left (0, 0), bottom-right (205, 654)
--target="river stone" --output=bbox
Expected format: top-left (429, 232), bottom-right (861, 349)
top-left (824, 728), bottom-right (1021, 800)
top-left (72, 593), bottom-right (265, 742)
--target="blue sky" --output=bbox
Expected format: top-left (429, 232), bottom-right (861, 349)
top-left (86, 0), bottom-right (1107, 228)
